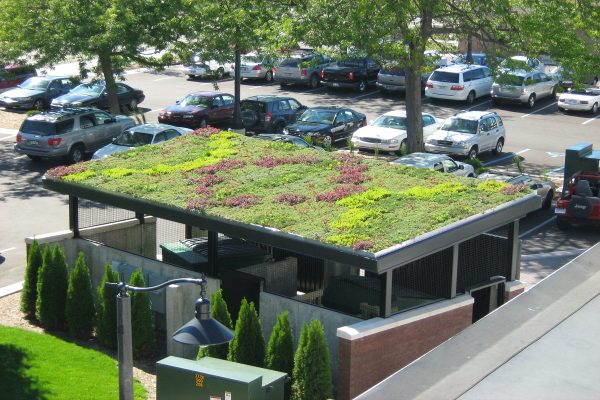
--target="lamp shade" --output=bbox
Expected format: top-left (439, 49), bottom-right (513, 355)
top-left (172, 298), bottom-right (234, 346)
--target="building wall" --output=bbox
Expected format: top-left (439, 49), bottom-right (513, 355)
top-left (505, 280), bottom-right (526, 301)
top-left (336, 295), bottom-right (474, 400)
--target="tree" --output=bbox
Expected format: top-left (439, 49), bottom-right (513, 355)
top-left (96, 262), bottom-right (120, 349)
top-left (20, 240), bottom-right (42, 318)
top-left (291, 320), bottom-right (332, 400)
top-left (129, 268), bottom-right (155, 359)
top-left (228, 298), bottom-right (265, 367)
top-left (198, 288), bottom-right (233, 360)
top-left (65, 252), bottom-right (95, 338)
top-left (0, 0), bottom-right (186, 114)
top-left (265, 311), bottom-right (295, 400)
top-left (35, 244), bottom-right (69, 330)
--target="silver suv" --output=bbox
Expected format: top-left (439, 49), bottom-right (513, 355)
top-left (15, 108), bottom-right (136, 163)
top-left (274, 53), bottom-right (331, 88)
top-left (492, 70), bottom-right (557, 108)
top-left (424, 111), bottom-right (505, 159)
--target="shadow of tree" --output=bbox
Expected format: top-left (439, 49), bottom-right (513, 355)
top-left (0, 344), bottom-right (48, 399)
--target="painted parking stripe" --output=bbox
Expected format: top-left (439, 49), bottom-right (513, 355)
top-left (483, 152), bottom-right (517, 167)
top-left (351, 91), bottom-right (379, 100)
top-left (518, 216), bottom-right (556, 239)
top-left (12, 155), bottom-right (26, 160)
top-left (0, 135), bottom-right (15, 141)
top-left (521, 102), bottom-right (557, 118)
top-left (516, 148), bottom-right (531, 155)
top-left (521, 247), bottom-right (586, 260)
top-left (582, 114), bottom-right (600, 125)
top-left (462, 99), bottom-right (491, 112)
top-left (0, 247), bottom-right (16, 253)
top-left (153, 77), bottom-right (173, 82)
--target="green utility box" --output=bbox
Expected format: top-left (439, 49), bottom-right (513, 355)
top-left (156, 356), bottom-right (287, 400)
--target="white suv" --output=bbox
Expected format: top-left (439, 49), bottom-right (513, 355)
top-left (425, 64), bottom-right (493, 104)
top-left (424, 111), bottom-right (505, 159)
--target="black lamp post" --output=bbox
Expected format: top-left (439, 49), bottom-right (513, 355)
top-left (106, 277), bottom-right (234, 400)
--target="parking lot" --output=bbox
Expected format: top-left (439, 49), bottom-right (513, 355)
top-left (1, 65), bottom-right (600, 289)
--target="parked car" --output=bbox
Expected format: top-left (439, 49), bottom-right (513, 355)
top-left (555, 171), bottom-right (600, 229)
top-left (237, 52), bottom-right (278, 82)
top-left (320, 57), bottom-right (380, 92)
top-left (557, 87), bottom-right (600, 114)
top-left (0, 75), bottom-right (75, 110)
top-left (255, 133), bottom-right (321, 149)
top-left (376, 66), bottom-right (429, 94)
top-left (51, 81), bottom-right (145, 110)
top-left (478, 172), bottom-right (556, 210)
top-left (183, 55), bottom-right (231, 79)
top-left (425, 64), bottom-right (493, 104)
top-left (92, 124), bottom-right (192, 159)
top-left (502, 56), bottom-right (545, 72)
top-left (283, 106), bottom-right (366, 148)
top-left (158, 91), bottom-right (235, 128)
top-left (274, 53), bottom-right (331, 89)
top-left (351, 110), bottom-right (441, 153)
top-left (424, 111), bottom-right (505, 159)
top-left (491, 70), bottom-right (557, 108)
top-left (14, 107), bottom-right (136, 163)
top-left (454, 53), bottom-right (489, 66)
top-left (0, 64), bottom-right (37, 94)
top-left (240, 95), bottom-right (306, 134)
top-left (390, 152), bottom-right (476, 177)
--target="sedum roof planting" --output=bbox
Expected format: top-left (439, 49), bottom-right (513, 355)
top-left (45, 128), bottom-right (533, 254)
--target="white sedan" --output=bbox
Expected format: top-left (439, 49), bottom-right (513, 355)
top-left (351, 110), bottom-right (441, 153)
top-left (558, 87), bottom-right (600, 114)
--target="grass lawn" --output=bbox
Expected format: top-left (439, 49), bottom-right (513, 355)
top-left (0, 325), bottom-right (147, 400)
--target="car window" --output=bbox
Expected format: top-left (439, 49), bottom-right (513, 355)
top-left (288, 99), bottom-right (303, 111)
top-left (495, 115), bottom-right (504, 126)
top-left (240, 100), bottom-right (266, 113)
top-left (442, 159), bottom-right (458, 172)
top-left (116, 83), bottom-right (129, 94)
top-left (344, 110), bottom-right (354, 120)
top-left (93, 111), bottom-right (113, 125)
top-left (430, 71), bottom-right (459, 83)
top-left (279, 59), bottom-right (299, 68)
top-left (60, 78), bottom-right (73, 86)
top-left (433, 162), bottom-right (444, 172)
top-left (79, 115), bottom-right (95, 129)
top-left (212, 97), bottom-right (224, 107)
top-left (55, 119), bottom-right (74, 135)
top-left (524, 76), bottom-right (534, 85)
top-left (164, 129), bottom-right (180, 140)
top-left (222, 95), bottom-right (234, 105)
top-left (279, 100), bottom-right (291, 111)
top-left (48, 80), bottom-right (63, 90)
top-left (462, 70), bottom-right (474, 82)
top-left (335, 111), bottom-right (346, 124)
top-left (154, 132), bottom-right (167, 143)
top-left (482, 67), bottom-right (492, 78)
top-left (472, 68), bottom-right (485, 79)
top-left (422, 115), bottom-right (435, 126)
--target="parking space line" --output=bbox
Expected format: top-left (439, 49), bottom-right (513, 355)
top-left (0, 247), bottom-right (16, 253)
top-left (351, 91), bottom-right (379, 100)
top-left (483, 152), bottom-right (517, 166)
top-left (519, 216), bottom-right (556, 239)
top-left (582, 114), bottom-right (600, 125)
top-left (0, 135), bottom-right (15, 141)
top-left (462, 99), bottom-right (491, 112)
top-left (516, 148), bottom-right (531, 155)
top-left (12, 155), bottom-right (26, 160)
top-left (521, 102), bottom-right (557, 118)
top-left (153, 77), bottom-right (173, 82)
top-left (248, 83), bottom-right (277, 90)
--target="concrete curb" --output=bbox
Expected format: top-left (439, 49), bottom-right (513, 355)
top-left (0, 127), bottom-right (18, 135)
top-left (0, 281), bottom-right (23, 298)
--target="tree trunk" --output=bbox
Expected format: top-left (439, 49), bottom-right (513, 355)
top-left (405, 65), bottom-right (424, 153)
top-left (233, 47), bottom-right (242, 129)
top-left (98, 52), bottom-right (121, 115)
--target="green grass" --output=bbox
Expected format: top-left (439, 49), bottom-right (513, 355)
top-left (46, 130), bottom-right (531, 253)
top-left (0, 325), bottom-right (147, 400)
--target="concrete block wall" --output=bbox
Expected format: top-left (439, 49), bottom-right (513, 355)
top-left (336, 295), bottom-right (474, 400)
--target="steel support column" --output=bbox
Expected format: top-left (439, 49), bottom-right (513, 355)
top-left (507, 220), bottom-right (520, 281)
top-left (451, 244), bottom-right (459, 298)
top-left (380, 270), bottom-right (392, 318)
top-left (185, 225), bottom-right (193, 239)
top-left (116, 293), bottom-right (133, 400)
top-left (68, 196), bottom-right (79, 238)
top-left (207, 231), bottom-right (218, 276)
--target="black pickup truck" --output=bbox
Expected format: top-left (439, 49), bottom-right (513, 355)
top-left (320, 57), bottom-right (380, 92)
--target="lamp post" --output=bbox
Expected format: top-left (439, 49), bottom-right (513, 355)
top-left (106, 277), bottom-right (234, 400)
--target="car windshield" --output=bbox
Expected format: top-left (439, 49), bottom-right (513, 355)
top-left (299, 109), bottom-right (337, 124)
top-left (500, 74), bottom-right (525, 86)
top-left (570, 89), bottom-right (600, 96)
top-left (242, 55), bottom-right (262, 64)
top-left (179, 95), bottom-right (210, 107)
top-left (372, 115), bottom-right (407, 130)
top-left (240, 100), bottom-right (266, 113)
top-left (113, 130), bottom-right (154, 147)
top-left (337, 60), bottom-right (362, 67)
top-left (441, 118), bottom-right (478, 134)
top-left (429, 71), bottom-right (459, 83)
top-left (71, 83), bottom-right (104, 96)
top-left (18, 77), bottom-right (51, 90)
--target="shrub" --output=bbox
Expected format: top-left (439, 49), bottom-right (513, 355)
top-left (292, 320), bottom-right (332, 400)
top-left (96, 263), bottom-right (120, 349)
top-left (35, 244), bottom-right (69, 330)
top-left (228, 298), bottom-right (265, 367)
top-left (21, 240), bottom-right (42, 318)
top-left (265, 311), bottom-right (294, 399)
top-left (129, 268), bottom-right (156, 359)
top-left (197, 289), bottom-right (233, 360)
top-left (464, 157), bottom-right (488, 175)
top-left (65, 253), bottom-right (95, 338)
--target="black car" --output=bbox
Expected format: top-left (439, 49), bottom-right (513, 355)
top-left (240, 95), bottom-right (307, 134)
top-left (320, 57), bottom-right (380, 92)
top-left (256, 133), bottom-right (322, 149)
top-left (283, 107), bottom-right (366, 148)
top-left (51, 81), bottom-right (145, 110)
top-left (0, 75), bottom-right (75, 110)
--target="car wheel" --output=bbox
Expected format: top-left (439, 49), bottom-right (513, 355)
top-left (492, 138), bottom-right (504, 155)
top-left (399, 139), bottom-right (407, 155)
top-left (558, 107), bottom-right (567, 113)
top-left (129, 98), bottom-right (138, 111)
top-left (33, 99), bottom-right (45, 111)
top-left (27, 155), bottom-right (41, 161)
top-left (279, 82), bottom-right (287, 89)
top-left (309, 74), bottom-right (319, 89)
top-left (265, 70), bottom-right (273, 82)
top-left (491, 98), bottom-right (500, 106)
top-left (542, 190), bottom-right (554, 210)
top-left (357, 80), bottom-right (367, 93)
top-left (591, 102), bottom-right (598, 114)
top-left (198, 117), bottom-right (208, 129)
top-left (467, 146), bottom-right (478, 160)
top-left (68, 144), bottom-right (85, 164)
top-left (187, 75), bottom-right (196, 80)
top-left (551, 85), bottom-right (556, 97)
top-left (466, 91), bottom-right (475, 104)
top-left (322, 135), bottom-right (333, 148)
top-left (467, 173), bottom-right (475, 178)
top-left (527, 94), bottom-right (536, 108)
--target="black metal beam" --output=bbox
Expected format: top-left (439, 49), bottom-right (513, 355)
top-left (207, 231), bottom-right (218, 276)
top-left (68, 196), bottom-right (79, 238)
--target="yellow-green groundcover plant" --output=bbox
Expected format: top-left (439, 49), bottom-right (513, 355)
top-left (0, 326), bottom-right (147, 399)
top-left (46, 128), bottom-right (531, 253)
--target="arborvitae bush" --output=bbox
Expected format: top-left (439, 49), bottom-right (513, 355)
top-left (36, 244), bottom-right (69, 330)
top-left (20, 240), bottom-right (42, 318)
top-left (65, 252), bottom-right (95, 338)
top-left (265, 311), bottom-right (294, 400)
top-left (129, 268), bottom-right (155, 359)
top-left (291, 320), bottom-right (333, 400)
top-left (198, 288), bottom-right (233, 360)
top-left (96, 263), bottom-right (120, 349)
top-left (228, 298), bottom-right (265, 367)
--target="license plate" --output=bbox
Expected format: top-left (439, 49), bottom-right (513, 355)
top-left (438, 85), bottom-right (446, 89)
top-left (332, 82), bottom-right (340, 87)
top-left (28, 140), bottom-right (38, 145)
top-left (555, 208), bottom-right (566, 215)
top-left (567, 99), bottom-right (577, 105)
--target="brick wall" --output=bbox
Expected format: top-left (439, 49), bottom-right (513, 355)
top-left (337, 299), bottom-right (473, 400)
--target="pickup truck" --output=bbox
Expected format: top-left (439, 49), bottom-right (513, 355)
top-left (320, 57), bottom-right (380, 93)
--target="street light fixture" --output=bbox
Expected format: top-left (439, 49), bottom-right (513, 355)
top-left (106, 277), bottom-right (234, 400)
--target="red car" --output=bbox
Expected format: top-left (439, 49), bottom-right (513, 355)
top-left (158, 91), bottom-right (234, 129)
top-left (0, 64), bottom-right (37, 94)
top-left (555, 171), bottom-right (600, 229)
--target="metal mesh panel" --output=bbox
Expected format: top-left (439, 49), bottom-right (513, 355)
top-left (393, 247), bottom-right (453, 299)
top-left (77, 199), bottom-right (135, 228)
top-left (457, 233), bottom-right (510, 293)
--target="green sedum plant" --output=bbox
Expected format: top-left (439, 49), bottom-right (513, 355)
top-left (65, 252), bottom-right (96, 338)
top-left (21, 239), bottom-right (42, 318)
top-left (228, 298), bottom-right (265, 367)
